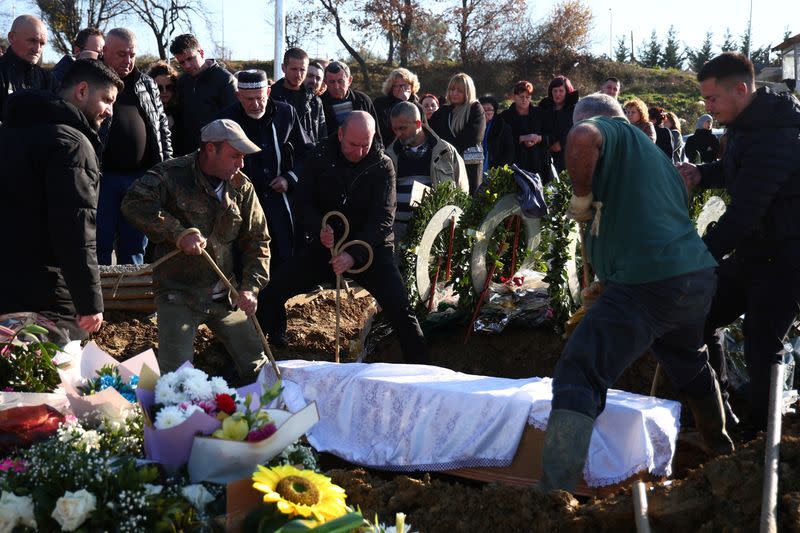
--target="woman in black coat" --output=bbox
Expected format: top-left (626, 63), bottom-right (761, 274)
top-left (479, 96), bottom-right (514, 172)
top-left (648, 106), bottom-right (675, 160)
top-left (539, 75), bottom-right (579, 174)
top-left (429, 72), bottom-right (486, 194)
top-left (497, 80), bottom-right (549, 179)
top-left (372, 68), bottom-right (426, 145)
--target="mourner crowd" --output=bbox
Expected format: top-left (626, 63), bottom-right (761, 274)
top-left (1, 14), bottom-right (798, 493)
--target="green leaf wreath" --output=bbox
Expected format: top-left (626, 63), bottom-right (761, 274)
top-left (397, 181), bottom-right (471, 314)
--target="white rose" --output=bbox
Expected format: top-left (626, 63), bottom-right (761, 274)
top-left (51, 489), bottom-right (97, 531)
top-left (0, 491), bottom-right (36, 530)
top-left (181, 484), bottom-right (214, 512)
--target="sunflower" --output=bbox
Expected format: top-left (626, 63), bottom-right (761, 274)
top-left (252, 465), bottom-right (348, 523)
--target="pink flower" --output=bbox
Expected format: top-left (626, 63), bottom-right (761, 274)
top-left (198, 400), bottom-right (217, 415)
top-left (0, 458), bottom-right (26, 473)
top-left (246, 422), bottom-right (277, 442)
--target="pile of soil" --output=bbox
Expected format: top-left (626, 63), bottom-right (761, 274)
top-left (93, 292), bottom-right (800, 531)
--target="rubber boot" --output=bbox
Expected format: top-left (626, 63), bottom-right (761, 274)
top-left (538, 409), bottom-right (595, 493)
top-left (686, 380), bottom-right (735, 456)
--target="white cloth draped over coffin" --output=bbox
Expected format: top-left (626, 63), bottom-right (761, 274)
top-left (266, 360), bottom-right (681, 487)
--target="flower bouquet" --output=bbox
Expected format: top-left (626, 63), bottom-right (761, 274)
top-left (136, 364), bottom-right (319, 480)
top-left (0, 320), bottom-right (78, 414)
top-left (58, 341), bottom-right (157, 418)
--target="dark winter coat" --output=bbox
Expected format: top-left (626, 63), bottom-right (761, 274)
top-left (428, 101), bottom-right (486, 156)
top-left (320, 88), bottom-right (383, 146)
top-left (498, 104), bottom-right (549, 176)
top-left (0, 90), bottom-right (103, 315)
top-left (50, 54), bottom-right (75, 88)
top-left (483, 118), bottom-right (514, 169)
top-left (0, 47), bottom-right (54, 118)
top-left (684, 128), bottom-right (720, 163)
top-left (372, 92), bottom-right (426, 146)
top-left (654, 126), bottom-right (674, 159)
top-left (698, 87), bottom-right (800, 262)
top-left (98, 68), bottom-right (172, 164)
top-left (219, 98), bottom-right (312, 261)
top-left (269, 78), bottom-right (328, 144)
top-left (297, 135), bottom-right (396, 266)
top-left (539, 90), bottom-right (579, 171)
top-left (174, 60), bottom-right (237, 154)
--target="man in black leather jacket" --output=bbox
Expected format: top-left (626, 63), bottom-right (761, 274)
top-left (679, 52), bottom-right (800, 432)
top-left (0, 15), bottom-right (53, 116)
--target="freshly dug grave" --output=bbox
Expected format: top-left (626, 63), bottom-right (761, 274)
top-left (94, 292), bottom-right (800, 531)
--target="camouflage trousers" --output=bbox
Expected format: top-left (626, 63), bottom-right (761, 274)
top-left (156, 292), bottom-right (263, 380)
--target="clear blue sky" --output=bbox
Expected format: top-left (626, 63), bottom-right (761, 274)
top-left (2, 0), bottom-right (797, 64)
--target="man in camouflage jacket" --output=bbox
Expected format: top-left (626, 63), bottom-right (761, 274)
top-left (122, 119), bottom-right (270, 377)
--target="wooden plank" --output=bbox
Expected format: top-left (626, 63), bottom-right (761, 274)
top-left (103, 299), bottom-right (156, 312)
top-left (102, 287), bottom-right (154, 300)
top-left (100, 275), bottom-right (153, 288)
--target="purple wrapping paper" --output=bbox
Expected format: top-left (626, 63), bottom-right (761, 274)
top-left (135, 386), bottom-right (222, 470)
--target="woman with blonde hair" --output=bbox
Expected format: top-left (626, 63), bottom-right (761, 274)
top-left (374, 67), bottom-right (425, 144)
top-left (623, 98), bottom-right (656, 142)
top-left (429, 72), bottom-right (486, 193)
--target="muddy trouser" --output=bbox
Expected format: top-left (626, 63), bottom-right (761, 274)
top-left (156, 292), bottom-right (264, 379)
top-left (551, 268), bottom-right (717, 420)
top-left (258, 244), bottom-right (429, 364)
top-left (703, 257), bottom-right (800, 430)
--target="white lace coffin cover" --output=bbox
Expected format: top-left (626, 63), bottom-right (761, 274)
top-left (267, 360), bottom-right (681, 487)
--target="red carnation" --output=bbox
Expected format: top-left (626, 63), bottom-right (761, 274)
top-left (215, 393), bottom-right (236, 415)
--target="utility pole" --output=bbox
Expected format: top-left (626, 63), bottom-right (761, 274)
top-left (609, 8), bottom-right (612, 59)
top-left (746, 0), bottom-right (753, 59)
top-left (220, 0), bottom-right (225, 59)
top-left (274, 0), bottom-right (285, 81)
top-left (630, 31), bottom-right (635, 63)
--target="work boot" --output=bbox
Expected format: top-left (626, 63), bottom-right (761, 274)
top-left (538, 409), bottom-right (595, 493)
top-left (686, 380), bottom-right (735, 456)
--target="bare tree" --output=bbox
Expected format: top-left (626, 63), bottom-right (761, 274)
top-left (359, 0), bottom-right (419, 67)
top-left (35, 0), bottom-right (129, 55)
top-left (315, 0), bottom-right (371, 91)
top-left (121, 0), bottom-right (205, 59)
top-left (450, 0), bottom-right (527, 65)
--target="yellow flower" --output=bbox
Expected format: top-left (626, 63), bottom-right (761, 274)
top-left (252, 465), bottom-right (348, 523)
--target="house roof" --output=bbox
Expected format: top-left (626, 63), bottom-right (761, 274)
top-left (773, 33), bottom-right (800, 52)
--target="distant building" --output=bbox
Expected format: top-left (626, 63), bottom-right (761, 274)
top-left (772, 33), bottom-right (800, 92)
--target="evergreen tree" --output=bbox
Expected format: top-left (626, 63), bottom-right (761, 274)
top-left (784, 28), bottom-right (793, 41)
top-left (660, 25), bottom-right (683, 69)
top-left (720, 28), bottom-right (736, 52)
top-left (640, 30), bottom-right (662, 68)
top-left (614, 35), bottom-right (629, 62)
top-left (740, 27), bottom-right (751, 58)
top-left (686, 31), bottom-right (714, 72)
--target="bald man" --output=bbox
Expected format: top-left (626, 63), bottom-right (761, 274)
top-left (258, 111), bottom-right (429, 363)
top-left (0, 15), bottom-right (53, 117)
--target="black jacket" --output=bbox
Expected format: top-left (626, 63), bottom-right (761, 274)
top-left (0, 47), bottom-right (54, 118)
top-left (270, 78), bottom-right (327, 144)
top-left (428, 101), bottom-right (486, 155)
top-left (538, 91), bottom-right (578, 171)
top-left (497, 104), bottom-right (547, 175)
top-left (298, 136), bottom-right (396, 265)
top-left (653, 126), bottom-right (674, 159)
top-left (174, 60), bottom-right (237, 154)
top-left (0, 90), bottom-right (103, 315)
top-left (684, 129), bottom-right (720, 163)
top-left (219, 99), bottom-right (312, 260)
top-left (51, 54), bottom-right (75, 88)
top-left (98, 68), bottom-right (172, 166)
top-left (483, 117), bottom-right (515, 169)
top-left (373, 93), bottom-right (427, 146)
top-left (699, 87), bottom-right (800, 262)
top-left (320, 88), bottom-right (383, 146)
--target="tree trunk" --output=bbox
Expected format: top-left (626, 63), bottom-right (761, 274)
top-left (321, 0), bottom-right (371, 91)
top-left (399, 0), bottom-right (412, 67)
top-left (459, 0), bottom-right (469, 66)
top-left (386, 32), bottom-right (394, 66)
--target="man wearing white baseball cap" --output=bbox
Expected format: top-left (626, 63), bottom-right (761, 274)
top-left (122, 118), bottom-right (271, 379)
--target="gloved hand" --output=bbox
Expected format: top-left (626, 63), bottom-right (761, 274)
top-left (567, 192), bottom-right (595, 222)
